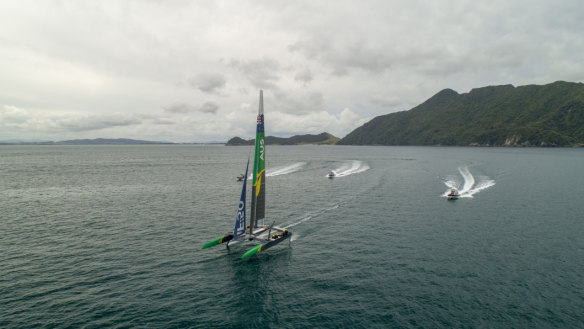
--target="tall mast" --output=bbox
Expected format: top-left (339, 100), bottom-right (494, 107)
top-left (259, 89), bottom-right (263, 115)
top-left (250, 90), bottom-right (266, 233)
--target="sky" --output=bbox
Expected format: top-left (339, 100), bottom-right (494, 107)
top-left (1, 0), bottom-right (583, 142)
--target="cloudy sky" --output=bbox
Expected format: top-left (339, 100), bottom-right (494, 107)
top-left (1, 0), bottom-right (583, 142)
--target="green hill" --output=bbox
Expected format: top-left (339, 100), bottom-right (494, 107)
top-left (338, 81), bottom-right (584, 147)
top-left (226, 132), bottom-right (339, 146)
top-left (225, 136), bottom-right (251, 146)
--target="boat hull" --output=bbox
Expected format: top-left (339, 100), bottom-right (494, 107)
top-left (201, 234), bottom-right (233, 249)
top-left (242, 233), bottom-right (291, 259)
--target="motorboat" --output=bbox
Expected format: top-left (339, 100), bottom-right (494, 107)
top-left (447, 188), bottom-right (460, 200)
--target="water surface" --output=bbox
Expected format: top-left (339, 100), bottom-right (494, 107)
top-left (1, 145), bottom-right (583, 328)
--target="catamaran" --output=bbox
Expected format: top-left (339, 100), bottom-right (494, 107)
top-left (202, 90), bottom-right (291, 259)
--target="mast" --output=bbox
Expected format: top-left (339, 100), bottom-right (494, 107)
top-left (250, 90), bottom-right (266, 233)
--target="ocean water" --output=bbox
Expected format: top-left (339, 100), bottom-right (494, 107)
top-left (1, 145), bottom-right (583, 328)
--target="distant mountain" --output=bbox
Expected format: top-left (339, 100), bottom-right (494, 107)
top-left (57, 138), bottom-right (172, 145)
top-left (0, 139), bottom-right (51, 144)
top-left (226, 132), bottom-right (340, 146)
top-left (338, 81), bottom-right (584, 147)
top-left (0, 138), bottom-right (173, 145)
top-left (226, 137), bottom-right (252, 146)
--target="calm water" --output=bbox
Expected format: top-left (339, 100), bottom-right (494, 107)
top-left (1, 145), bottom-right (583, 328)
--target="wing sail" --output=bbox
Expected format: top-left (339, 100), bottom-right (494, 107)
top-left (233, 157), bottom-right (249, 239)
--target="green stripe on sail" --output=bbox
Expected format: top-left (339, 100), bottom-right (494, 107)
top-left (252, 133), bottom-right (265, 185)
top-left (250, 90), bottom-right (266, 232)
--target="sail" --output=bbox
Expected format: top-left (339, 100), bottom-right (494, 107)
top-left (203, 90), bottom-right (291, 256)
top-left (233, 157), bottom-right (250, 239)
top-left (250, 90), bottom-right (266, 232)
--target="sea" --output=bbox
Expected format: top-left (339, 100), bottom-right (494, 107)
top-left (1, 145), bottom-right (583, 328)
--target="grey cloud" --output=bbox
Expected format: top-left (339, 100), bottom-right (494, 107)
top-left (165, 103), bottom-right (196, 114)
top-left (290, 33), bottom-right (471, 77)
top-left (143, 115), bottom-right (176, 125)
top-left (188, 73), bottom-right (226, 93)
top-left (370, 97), bottom-right (402, 108)
top-left (200, 102), bottom-right (219, 113)
top-left (285, 1), bottom-right (567, 78)
top-left (1, 106), bottom-right (141, 133)
top-left (273, 90), bottom-right (323, 115)
top-left (57, 115), bottom-right (141, 132)
top-left (229, 57), bottom-right (280, 88)
top-left (294, 68), bottom-right (313, 85)
top-left (165, 102), bottom-right (219, 114)
top-left (289, 37), bottom-right (396, 75)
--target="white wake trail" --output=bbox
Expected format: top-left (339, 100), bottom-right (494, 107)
top-left (282, 204), bottom-right (340, 229)
top-left (248, 162), bottom-right (306, 179)
top-left (284, 215), bottom-right (312, 229)
top-left (458, 166), bottom-right (475, 194)
top-left (442, 166), bottom-right (495, 198)
top-left (267, 162), bottom-right (306, 177)
top-left (327, 160), bottom-right (370, 178)
top-left (467, 178), bottom-right (496, 196)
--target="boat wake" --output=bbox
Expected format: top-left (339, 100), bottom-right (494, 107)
top-left (267, 162), bottom-right (306, 177)
top-left (282, 204), bottom-right (340, 229)
top-left (442, 166), bottom-right (495, 198)
top-left (248, 162), bottom-right (306, 179)
top-left (327, 160), bottom-right (370, 178)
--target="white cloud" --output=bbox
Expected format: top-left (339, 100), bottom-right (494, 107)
top-left (1, 105), bottom-right (29, 125)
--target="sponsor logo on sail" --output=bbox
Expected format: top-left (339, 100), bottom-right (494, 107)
top-left (234, 201), bottom-right (245, 236)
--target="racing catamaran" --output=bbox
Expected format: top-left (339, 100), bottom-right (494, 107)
top-left (202, 90), bottom-right (291, 259)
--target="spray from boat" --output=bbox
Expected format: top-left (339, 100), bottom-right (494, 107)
top-left (247, 162), bottom-right (306, 179)
top-left (442, 166), bottom-right (495, 198)
top-left (268, 162), bottom-right (306, 177)
top-left (282, 204), bottom-right (340, 229)
top-left (327, 160), bottom-right (370, 178)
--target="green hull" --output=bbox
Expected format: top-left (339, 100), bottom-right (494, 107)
top-left (241, 233), bottom-right (291, 259)
top-left (242, 244), bottom-right (262, 259)
top-left (201, 234), bottom-right (233, 249)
